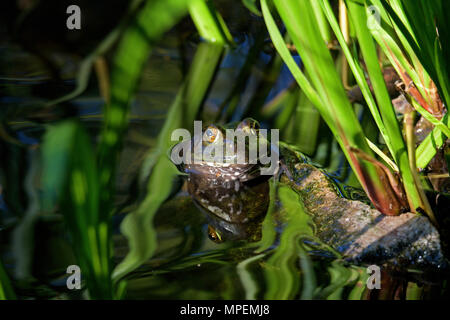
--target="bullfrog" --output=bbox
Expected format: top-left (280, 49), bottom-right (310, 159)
top-left (171, 118), bottom-right (449, 272)
top-left (171, 118), bottom-right (274, 241)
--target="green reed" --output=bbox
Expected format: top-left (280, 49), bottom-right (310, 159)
top-left (372, 0), bottom-right (450, 169)
top-left (0, 259), bottom-right (16, 300)
top-left (261, 0), bottom-right (449, 219)
top-left (262, 0), bottom-right (403, 215)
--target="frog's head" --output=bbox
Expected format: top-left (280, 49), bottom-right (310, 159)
top-left (174, 118), bottom-right (263, 180)
top-left (171, 118), bottom-right (274, 240)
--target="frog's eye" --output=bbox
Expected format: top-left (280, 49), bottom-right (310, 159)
top-left (203, 125), bottom-right (221, 144)
top-left (237, 118), bottom-right (260, 135)
top-left (207, 225), bottom-right (223, 243)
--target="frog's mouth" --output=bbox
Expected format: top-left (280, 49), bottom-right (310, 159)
top-left (172, 137), bottom-right (266, 182)
top-left (180, 162), bottom-right (263, 183)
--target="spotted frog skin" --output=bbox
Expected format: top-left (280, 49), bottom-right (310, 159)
top-left (173, 119), bottom-right (272, 227)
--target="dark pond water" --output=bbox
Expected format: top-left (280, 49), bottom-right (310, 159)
top-left (1, 1), bottom-right (449, 300)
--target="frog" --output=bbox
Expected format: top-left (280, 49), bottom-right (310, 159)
top-left (171, 118), bottom-right (274, 242)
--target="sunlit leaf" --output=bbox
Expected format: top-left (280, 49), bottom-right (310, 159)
top-left (112, 42), bottom-right (225, 282)
top-left (242, 0), bottom-right (262, 16)
top-left (42, 120), bottom-right (112, 299)
top-left (0, 259), bottom-right (16, 300)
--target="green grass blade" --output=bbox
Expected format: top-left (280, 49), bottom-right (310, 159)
top-left (260, 0), bottom-right (324, 117)
top-left (281, 89), bottom-right (321, 156)
top-left (370, 0), bottom-right (432, 99)
top-left (367, 1), bottom-right (431, 103)
top-left (370, 0), bottom-right (450, 170)
top-left (317, 260), bottom-right (352, 300)
top-left (346, 0), bottom-right (422, 211)
top-left (410, 99), bottom-right (450, 139)
top-left (416, 113), bottom-right (450, 169)
top-left (347, 268), bottom-right (369, 300)
top-left (189, 0), bottom-right (234, 44)
top-left (310, 0), bottom-right (332, 44)
top-left (254, 178), bottom-right (279, 253)
top-left (0, 259), bottom-right (16, 300)
top-left (265, 0), bottom-right (406, 214)
top-left (381, 0), bottom-right (449, 108)
top-left (320, 0), bottom-right (392, 156)
top-left (42, 120), bottom-right (112, 299)
top-left (242, 0), bottom-right (262, 16)
top-left (97, 0), bottom-right (191, 223)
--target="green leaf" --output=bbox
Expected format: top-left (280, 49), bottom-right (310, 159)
top-left (242, 0), bottom-right (262, 16)
top-left (112, 42), bottom-right (224, 282)
top-left (263, 0), bottom-right (405, 215)
top-left (347, 268), bottom-right (369, 300)
top-left (42, 120), bottom-right (112, 299)
top-left (346, 0), bottom-right (422, 211)
top-left (410, 99), bottom-right (450, 139)
top-left (260, 0), bottom-right (324, 120)
top-left (320, 0), bottom-right (391, 153)
top-left (97, 0), bottom-right (191, 221)
top-left (416, 113), bottom-right (450, 169)
top-left (189, 0), bottom-right (234, 44)
top-left (0, 259), bottom-right (16, 300)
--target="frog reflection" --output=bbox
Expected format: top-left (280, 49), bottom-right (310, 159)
top-left (205, 211), bottom-right (264, 243)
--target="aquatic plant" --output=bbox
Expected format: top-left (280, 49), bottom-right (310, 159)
top-left (0, 259), bottom-right (16, 300)
top-left (261, 0), bottom-right (448, 223)
top-left (0, 0), bottom-right (448, 301)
